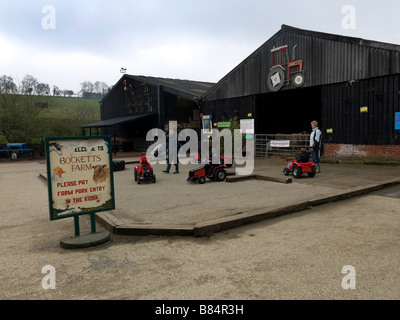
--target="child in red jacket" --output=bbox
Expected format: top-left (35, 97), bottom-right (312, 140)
top-left (137, 153), bottom-right (152, 176)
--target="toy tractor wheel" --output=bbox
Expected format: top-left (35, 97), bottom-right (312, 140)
top-left (292, 165), bottom-right (302, 179)
top-left (307, 166), bottom-right (316, 177)
top-left (293, 73), bottom-right (305, 87)
top-left (134, 168), bottom-right (138, 181)
top-left (215, 169), bottom-right (227, 181)
top-left (283, 167), bottom-right (290, 176)
top-left (152, 174), bottom-right (156, 183)
top-left (197, 176), bottom-right (206, 184)
top-left (267, 66), bottom-right (285, 92)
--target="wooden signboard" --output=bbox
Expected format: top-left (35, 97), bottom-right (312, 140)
top-left (45, 136), bottom-right (115, 248)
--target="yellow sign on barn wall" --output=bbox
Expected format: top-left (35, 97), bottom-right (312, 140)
top-left (45, 136), bottom-right (115, 221)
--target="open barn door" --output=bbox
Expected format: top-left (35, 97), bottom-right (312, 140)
top-left (256, 86), bottom-right (322, 134)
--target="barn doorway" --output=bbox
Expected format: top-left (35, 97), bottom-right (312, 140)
top-left (255, 86), bottom-right (322, 134)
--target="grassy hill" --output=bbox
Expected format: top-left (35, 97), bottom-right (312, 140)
top-left (41, 96), bottom-right (101, 119)
top-left (0, 95), bottom-right (102, 143)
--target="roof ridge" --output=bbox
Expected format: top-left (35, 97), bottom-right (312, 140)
top-left (281, 24), bottom-right (400, 51)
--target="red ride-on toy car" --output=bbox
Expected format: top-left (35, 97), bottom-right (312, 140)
top-left (283, 160), bottom-right (316, 178)
top-left (187, 163), bottom-right (227, 184)
top-left (134, 155), bottom-right (156, 184)
top-left (195, 153), bottom-right (233, 167)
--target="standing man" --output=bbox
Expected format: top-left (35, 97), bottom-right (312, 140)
top-left (162, 128), bottom-right (180, 174)
top-left (310, 120), bottom-right (322, 173)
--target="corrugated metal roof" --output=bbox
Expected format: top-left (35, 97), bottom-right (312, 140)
top-left (82, 113), bottom-right (155, 128)
top-left (101, 75), bottom-right (215, 104)
top-left (202, 24), bottom-right (400, 101)
top-left (125, 75), bottom-right (215, 100)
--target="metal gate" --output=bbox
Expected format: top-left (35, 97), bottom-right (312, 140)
top-left (255, 134), bottom-right (310, 158)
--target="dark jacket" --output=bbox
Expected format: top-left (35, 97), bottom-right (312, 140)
top-left (296, 151), bottom-right (310, 163)
top-left (166, 134), bottom-right (182, 164)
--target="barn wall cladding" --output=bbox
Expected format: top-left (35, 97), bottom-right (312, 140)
top-left (322, 74), bottom-right (400, 146)
top-left (97, 76), bottom-right (159, 138)
top-left (101, 76), bottom-right (158, 120)
top-left (200, 95), bottom-right (256, 122)
top-left (201, 24), bottom-right (400, 160)
top-left (203, 24), bottom-right (400, 101)
top-left (83, 74), bottom-right (215, 149)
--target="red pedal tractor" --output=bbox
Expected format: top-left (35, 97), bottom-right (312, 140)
top-left (283, 160), bottom-right (316, 179)
top-left (134, 155), bottom-right (156, 184)
top-left (187, 163), bottom-right (227, 184)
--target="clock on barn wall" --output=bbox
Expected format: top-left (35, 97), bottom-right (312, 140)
top-left (267, 44), bottom-right (305, 92)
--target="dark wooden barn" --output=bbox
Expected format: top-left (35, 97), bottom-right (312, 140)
top-left (200, 25), bottom-right (400, 160)
top-left (82, 75), bottom-right (214, 151)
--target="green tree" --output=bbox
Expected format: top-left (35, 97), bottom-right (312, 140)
top-left (0, 93), bottom-right (48, 142)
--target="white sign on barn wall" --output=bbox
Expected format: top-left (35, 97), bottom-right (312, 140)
top-left (270, 140), bottom-right (290, 148)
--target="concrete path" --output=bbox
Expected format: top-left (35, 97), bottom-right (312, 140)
top-left (94, 157), bottom-right (400, 236)
top-left (0, 158), bottom-right (399, 300)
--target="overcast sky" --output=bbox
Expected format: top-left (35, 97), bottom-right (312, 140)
top-left (1, 0), bottom-right (400, 93)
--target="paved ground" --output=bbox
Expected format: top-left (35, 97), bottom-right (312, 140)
top-left (0, 157), bottom-right (399, 301)
top-left (102, 156), bottom-right (400, 227)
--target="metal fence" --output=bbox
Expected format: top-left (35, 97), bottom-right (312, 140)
top-left (28, 143), bottom-right (46, 156)
top-left (255, 134), bottom-right (310, 158)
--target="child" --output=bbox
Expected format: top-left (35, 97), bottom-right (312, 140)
top-left (285, 148), bottom-right (310, 172)
top-left (206, 152), bottom-right (221, 177)
top-left (139, 152), bottom-right (149, 164)
top-left (137, 153), bottom-right (151, 176)
top-left (296, 147), bottom-right (310, 163)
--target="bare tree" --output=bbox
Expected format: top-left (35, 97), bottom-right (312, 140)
top-left (52, 85), bottom-right (61, 96)
top-left (80, 81), bottom-right (94, 98)
top-left (63, 90), bottom-right (74, 97)
top-left (0, 75), bottom-right (17, 94)
top-left (80, 81), bottom-right (109, 98)
top-left (36, 82), bottom-right (50, 96)
top-left (94, 81), bottom-right (101, 94)
top-left (20, 74), bottom-right (38, 95)
top-left (98, 81), bottom-right (110, 96)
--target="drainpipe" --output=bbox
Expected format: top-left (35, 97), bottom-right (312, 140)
top-left (157, 85), bottom-right (164, 129)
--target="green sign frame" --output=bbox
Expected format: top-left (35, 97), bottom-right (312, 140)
top-left (45, 136), bottom-right (115, 221)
